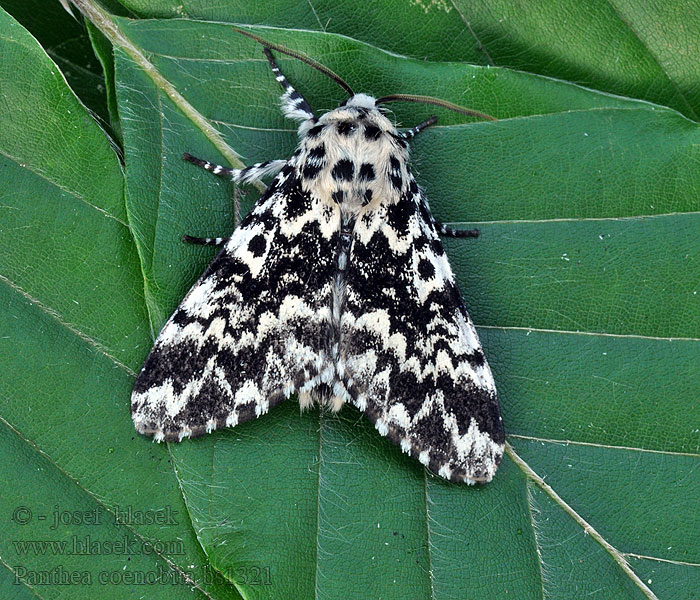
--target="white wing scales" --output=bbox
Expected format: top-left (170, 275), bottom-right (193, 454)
top-left (131, 167), bottom-right (338, 441)
top-left (340, 181), bottom-right (504, 483)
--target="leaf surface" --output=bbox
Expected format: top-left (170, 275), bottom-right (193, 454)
top-left (117, 0), bottom-right (700, 119)
top-left (113, 16), bottom-right (699, 600)
top-left (0, 8), bottom-right (241, 598)
top-left (2, 2), bottom-right (699, 599)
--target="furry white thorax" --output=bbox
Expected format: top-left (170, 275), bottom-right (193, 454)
top-left (295, 104), bottom-right (410, 217)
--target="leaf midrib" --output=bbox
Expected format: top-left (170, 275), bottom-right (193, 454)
top-left (506, 443), bottom-right (658, 599)
top-left (509, 434), bottom-right (700, 460)
top-left (477, 324), bottom-right (700, 343)
top-left (70, 0), bottom-right (261, 187)
top-left (0, 554), bottom-right (44, 599)
top-left (0, 147), bottom-right (127, 227)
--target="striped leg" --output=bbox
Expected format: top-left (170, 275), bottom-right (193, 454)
top-left (182, 235), bottom-right (228, 246)
top-left (401, 116), bottom-right (438, 140)
top-left (417, 194), bottom-right (479, 238)
top-left (183, 153), bottom-right (286, 185)
top-left (434, 222), bottom-right (480, 238)
top-left (263, 48), bottom-right (316, 126)
top-left (183, 181), bottom-right (245, 241)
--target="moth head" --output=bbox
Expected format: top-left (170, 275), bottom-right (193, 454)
top-left (342, 94), bottom-right (379, 110)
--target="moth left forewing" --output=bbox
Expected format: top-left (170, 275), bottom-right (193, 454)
top-left (131, 165), bottom-right (338, 442)
top-left (342, 178), bottom-right (504, 484)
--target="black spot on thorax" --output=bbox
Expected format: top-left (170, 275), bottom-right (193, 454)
top-left (331, 159), bottom-right (354, 182)
top-left (358, 163), bottom-right (375, 181)
top-left (307, 124), bottom-right (324, 138)
top-left (337, 121), bottom-right (356, 136)
top-left (364, 125), bottom-right (382, 141)
top-left (302, 143), bottom-right (326, 179)
top-left (307, 143), bottom-right (326, 160)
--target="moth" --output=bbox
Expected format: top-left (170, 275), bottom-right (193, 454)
top-left (131, 31), bottom-right (505, 484)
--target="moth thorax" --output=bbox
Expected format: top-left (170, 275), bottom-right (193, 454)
top-left (299, 110), bottom-right (410, 214)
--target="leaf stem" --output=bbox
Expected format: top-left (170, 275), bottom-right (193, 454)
top-left (70, 0), bottom-right (266, 194)
top-left (506, 442), bottom-right (659, 600)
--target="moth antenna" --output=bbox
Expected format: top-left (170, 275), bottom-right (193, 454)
top-left (375, 94), bottom-right (497, 121)
top-left (234, 28), bottom-right (355, 97)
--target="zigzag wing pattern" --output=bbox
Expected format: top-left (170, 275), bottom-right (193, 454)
top-left (131, 165), bottom-right (338, 441)
top-left (341, 178), bottom-right (505, 483)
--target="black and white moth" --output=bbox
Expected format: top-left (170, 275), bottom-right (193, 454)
top-left (131, 32), bottom-right (505, 484)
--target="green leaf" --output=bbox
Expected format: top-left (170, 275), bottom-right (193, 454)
top-left (85, 19), bottom-right (122, 142)
top-left (116, 0), bottom-right (700, 119)
top-left (0, 8), bottom-right (241, 598)
top-left (3, 1), bottom-right (700, 599)
top-left (0, 0), bottom-right (118, 137)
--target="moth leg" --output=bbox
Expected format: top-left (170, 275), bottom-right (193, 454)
top-left (415, 187), bottom-right (480, 238)
top-left (435, 222), bottom-right (480, 238)
top-left (263, 48), bottom-right (317, 132)
top-left (183, 152), bottom-right (286, 186)
top-left (182, 235), bottom-right (229, 246)
top-left (234, 159), bottom-right (287, 185)
top-left (401, 116), bottom-right (438, 140)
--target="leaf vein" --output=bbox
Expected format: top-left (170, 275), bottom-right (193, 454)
top-left (0, 415), bottom-right (216, 600)
top-left (0, 148), bottom-right (127, 227)
top-left (508, 434), bottom-right (700, 458)
top-left (454, 211), bottom-right (700, 226)
top-left (477, 324), bottom-right (700, 343)
top-left (0, 555), bottom-right (45, 599)
top-left (507, 443), bottom-right (659, 599)
top-left (448, 0), bottom-right (494, 65)
top-left (624, 552), bottom-right (700, 568)
top-left (423, 474), bottom-right (436, 600)
top-left (0, 273), bottom-right (135, 377)
top-left (69, 0), bottom-right (265, 193)
top-left (525, 482), bottom-right (548, 599)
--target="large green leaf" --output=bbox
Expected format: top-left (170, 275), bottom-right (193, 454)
top-left (2, 0), bottom-right (699, 598)
top-left (0, 0), bottom-right (122, 139)
top-left (0, 7), bottom-right (241, 599)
